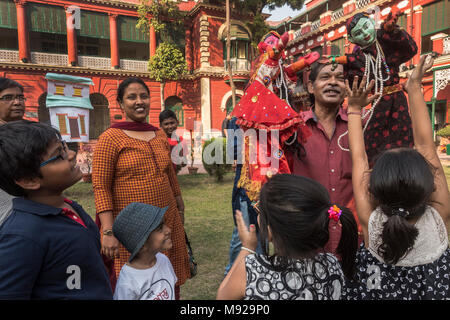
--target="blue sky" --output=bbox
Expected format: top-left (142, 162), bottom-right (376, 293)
top-left (263, 4), bottom-right (305, 21)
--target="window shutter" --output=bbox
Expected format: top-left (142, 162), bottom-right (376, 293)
top-left (79, 11), bottom-right (109, 39)
top-left (422, 0), bottom-right (449, 36)
top-left (0, 0), bottom-right (17, 29)
top-left (28, 3), bottom-right (66, 34)
top-left (118, 16), bottom-right (148, 42)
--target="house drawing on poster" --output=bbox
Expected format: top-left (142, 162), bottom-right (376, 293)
top-left (45, 73), bottom-right (94, 143)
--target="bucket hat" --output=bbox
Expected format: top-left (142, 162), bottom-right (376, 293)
top-left (113, 202), bottom-right (168, 262)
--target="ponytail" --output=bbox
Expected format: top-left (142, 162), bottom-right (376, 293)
top-left (336, 207), bottom-right (358, 280)
top-left (322, 205), bottom-right (358, 280)
top-left (377, 205), bottom-right (420, 265)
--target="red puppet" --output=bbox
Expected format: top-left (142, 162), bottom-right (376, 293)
top-left (231, 31), bottom-right (319, 201)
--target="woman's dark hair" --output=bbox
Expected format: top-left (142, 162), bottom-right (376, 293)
top-left (159, 109), bottom-right (177, 124)
top-left (369, 148), bottom-right (436, 265)
top-left (258, 174), bottom-right (358, 279)
top-left (0, 77), bottom-right (24, 93)
top-left (117, 77), bottom-right (149, 103)
top-left (0, 120), bottom-right (61, 196)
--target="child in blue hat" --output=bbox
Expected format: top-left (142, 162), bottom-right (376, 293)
top-left (113, 202), bottom-right (177, 300)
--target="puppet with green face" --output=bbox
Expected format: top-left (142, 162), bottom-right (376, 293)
top-left (348, 14), bottom-right (377, 48)
top-left (329, 10), bottom-right (418, 166)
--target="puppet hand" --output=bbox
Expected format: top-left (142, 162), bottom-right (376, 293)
top-left (383, 9), bottom-right (400, 32)
top-left (284, 52), bottom-right (320, 78)
top-left (345, 75), bottom-right (380, 111)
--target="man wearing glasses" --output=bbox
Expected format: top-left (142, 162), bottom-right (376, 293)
top-left (0, 77), bottom-right (26, 227)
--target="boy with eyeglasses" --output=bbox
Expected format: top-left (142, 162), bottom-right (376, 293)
top-left (0, 120), bottom-right (112, 299)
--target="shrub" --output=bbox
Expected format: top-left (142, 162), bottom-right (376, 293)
top-left (202, 137), bottom-right (232, 182)
top-left (436, 125), bottom-right (450, 138)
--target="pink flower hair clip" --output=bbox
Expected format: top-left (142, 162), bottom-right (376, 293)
top-left (328, 205), bottom-right (342, 222)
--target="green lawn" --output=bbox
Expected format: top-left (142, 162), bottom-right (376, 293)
top-left (63, 172), bottom-right (235, 300)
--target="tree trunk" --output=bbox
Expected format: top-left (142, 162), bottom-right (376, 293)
top-left (226, 0), bottom-right (236, 113)
top-left (160, 81), bottom-right (165, 111)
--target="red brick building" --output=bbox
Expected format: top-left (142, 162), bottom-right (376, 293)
top-left (0, 0), bottom-right (448, 142)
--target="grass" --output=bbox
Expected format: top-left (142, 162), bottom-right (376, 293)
top-left (64, 165), bottom-right (450, 300)
top-left (63, 172), bottom-right (235, 300)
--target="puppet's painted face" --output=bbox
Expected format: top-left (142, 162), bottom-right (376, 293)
top-left (350, 17), bottom-right (376, 47)
top-left (264, 34), bottom-right (280, 47)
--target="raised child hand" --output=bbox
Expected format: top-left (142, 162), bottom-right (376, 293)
top-left (235, 210), bottom-right (258, 251)
top-left (345, 75), bottom-right (380, 111)
top-left (403, 54), bottom-right (434, 92)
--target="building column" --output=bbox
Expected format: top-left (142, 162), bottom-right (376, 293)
top-left (404, 8), bottom-right (413, 67)
top-left (109, 14), bottom-right (119, 69)
top-left (14, 0), bottom-right (30, 63)
top-left (150, 24), bottom-right (157, 58)
top-left (200, 77), bottom-right (211, 137)
top-left (413, 5), bottom-right (423, 65)
top-left (65, 6), bottom-right (78, 66)
top-left (185, 21), bottom-right (193, 72)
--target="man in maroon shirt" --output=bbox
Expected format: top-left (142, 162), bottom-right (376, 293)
top-left (289, 62), bottom-right (352, 207)
top-left (287, 61), bottom-right (362, 250)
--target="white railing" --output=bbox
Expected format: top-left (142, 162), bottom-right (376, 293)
top-left (0, 49), bottom-right (19, 63)
top-left (224, 58), bottom-right (250, 72)
top-left (120, 59), bottom-right (148, 72)
top-left (331, 8), bottom-right (344, 22)
top-left (356, 0), bottom-right (371, 10)
top-left (31, 51), bottom-right (68, 66)
top-left (311, 19), bottom-right (321, 32)
top-left (78, 55), bottom-right (111, 69)
top-left (443, 36), bottom-right (450, 55)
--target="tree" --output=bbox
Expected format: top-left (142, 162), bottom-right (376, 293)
top-left (148, 43), bottom-right (187, 110)
top-left (137, 0), bottom-right (184, 35)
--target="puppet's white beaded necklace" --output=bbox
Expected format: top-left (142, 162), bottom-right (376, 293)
top-left (337, 40), bottom-right (390, 152)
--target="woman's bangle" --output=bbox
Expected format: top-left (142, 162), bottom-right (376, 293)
top-left (241, 246), bottom-right (256, 254)
top-left (347, 111), bottom-right (361, 116)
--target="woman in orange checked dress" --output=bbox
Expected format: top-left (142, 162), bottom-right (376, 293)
top-left (92, 77), bottom-right (189, 299)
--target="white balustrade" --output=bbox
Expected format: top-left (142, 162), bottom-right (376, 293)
top-left (331, 8), bottom-right (344, 22)
top-left (311, 20), bottom-right (321, 32)
top-left (0, 49), bottom-right (19, 63)
top-left (356, 0), bottom-right (371, 10)
top-left (443, 37), bottom-right (450, 55)
top-left (120, 59), bottom-right (149, 72)
top-left (78, 55), bottom-right (111, 69)
top-left (224, 58), bottom-right (250, 72)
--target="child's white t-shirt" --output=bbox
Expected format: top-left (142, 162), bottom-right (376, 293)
top-left (113, 253), bottom-right (178, 300)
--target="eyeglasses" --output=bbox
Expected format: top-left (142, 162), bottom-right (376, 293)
top-left (0, 94), bottom-right (27, 102)
top-left (40, 140), bottom-right (68, 167)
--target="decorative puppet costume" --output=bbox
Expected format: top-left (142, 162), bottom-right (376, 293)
top-left (330, 10), bottom-right (418, 165)
top-left (231, 31), bottom-right (319, 201)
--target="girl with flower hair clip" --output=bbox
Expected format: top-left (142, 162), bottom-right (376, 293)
top-left (217, 174), bottom-right (358, 300)
top-left (344, 55), bottom-right (450, 300)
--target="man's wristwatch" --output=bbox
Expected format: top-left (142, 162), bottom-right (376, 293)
top-left (103, 229), bottom-right (113, 236)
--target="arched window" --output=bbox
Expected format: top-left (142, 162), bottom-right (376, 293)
top-left (219, 23), bottom-right (251, 72)
top-left (225, 95), bottom-right (241, 115)
top-left (164, 96), bottom-right (184, 127)
top-left (89, 93), bottom-right (110, 139)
